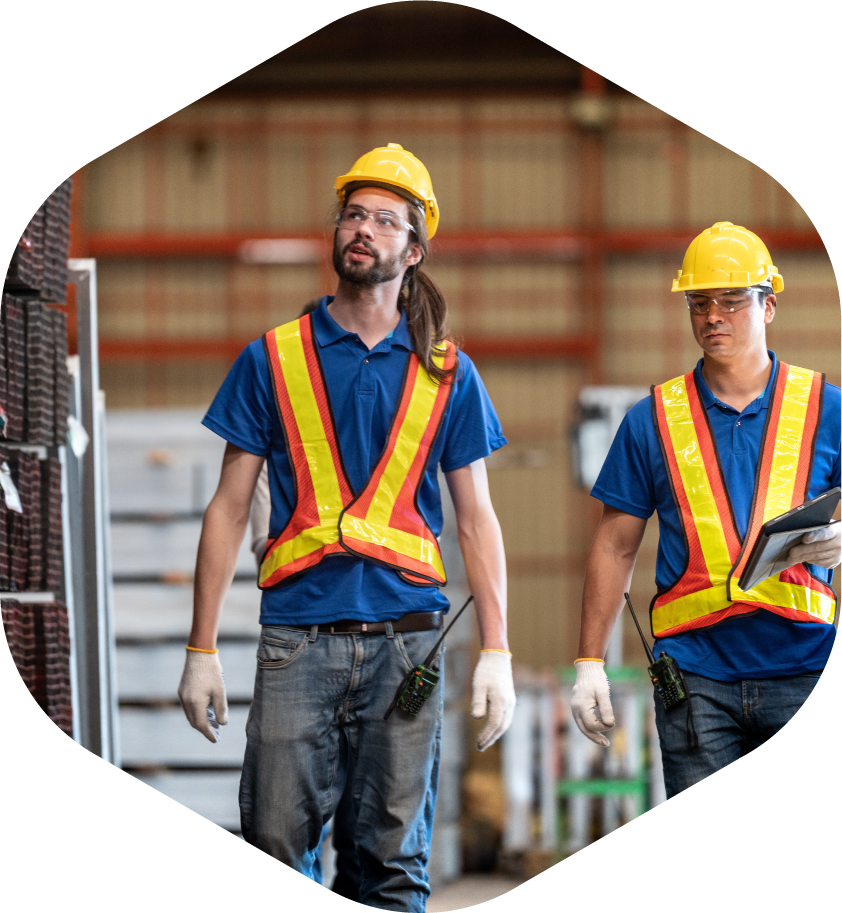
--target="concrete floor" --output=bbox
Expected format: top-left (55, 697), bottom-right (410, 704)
top-left (427, 875), bottom-right (526, 911)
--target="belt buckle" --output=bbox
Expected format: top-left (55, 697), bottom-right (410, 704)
top-left (328, 621), bottom-right (367, 634)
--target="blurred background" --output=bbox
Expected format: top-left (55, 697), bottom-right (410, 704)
top-left (56, 1), bottom-right (840, 907)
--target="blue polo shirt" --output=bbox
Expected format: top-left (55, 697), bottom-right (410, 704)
top-left (203, 297), bottom-right (507, 626)
top-left (592, 351), bottom-right (840, 681)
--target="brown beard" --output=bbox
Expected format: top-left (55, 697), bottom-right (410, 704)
top-left (332, 233), bottom-right (411, 286)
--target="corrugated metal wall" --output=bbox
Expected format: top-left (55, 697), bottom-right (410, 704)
top-left (78, 93), bottom-right (840, 670)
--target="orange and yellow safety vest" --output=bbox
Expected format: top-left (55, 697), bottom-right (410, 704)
top-left (650, 361), bottom-right (836, 638)
top-left (259, 314), bottom-right (456, 589)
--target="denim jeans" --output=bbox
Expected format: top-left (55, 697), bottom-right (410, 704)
top-left (239, 623), bottom-right (444, 912)
top-left (654, 670), bottom-right (822, 798)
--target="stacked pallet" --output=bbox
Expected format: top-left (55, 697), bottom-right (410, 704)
top-left (2, 177), bottom-right (75, 740)
top-left (40, 180), bottom-right (73, 305)
top-left (0, 296), bottom-right (69, 445)
top-left (1, 295), bottom-right (26, 441)
top-left (1, 599), bottom-right (73, 736)
top-left (0, 453), bottom-right (64, 592)
top-left (5, 177), bottom-right (72, 304)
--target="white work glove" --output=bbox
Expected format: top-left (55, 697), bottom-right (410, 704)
top-left (471, 650), bottom-right (516, 752)
top-left (787, 522), bottom-right (842, 569)
top-left (571, 660), bottom-right (614, 748)
top-left (178, 650), bottom-right (229, 743)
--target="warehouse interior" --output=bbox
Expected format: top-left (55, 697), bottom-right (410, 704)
top-left (7, 1), bottom-right (839, 908)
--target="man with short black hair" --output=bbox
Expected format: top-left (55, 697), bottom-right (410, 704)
top-left (571, 221), bottom-right (841, 796)
top-left (178, 143), bottom-right (516, 910)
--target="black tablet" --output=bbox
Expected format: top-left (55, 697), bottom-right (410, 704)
top-left (762, 487), bottom-right (841, 536)
top-left (739, 488), bottom-right (840, 592)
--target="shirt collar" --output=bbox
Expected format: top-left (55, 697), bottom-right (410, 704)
top-left (694, 350), bottom-right (778, 415)
top-left (311, 296), bottom-right (414, 352)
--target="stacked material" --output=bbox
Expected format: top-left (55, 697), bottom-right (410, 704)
top-left (40, 179), bottom-right (73, 304)
top-left (1, 295), bottom-right (26, 441)
top-left (1, 599), bottom-right (73, 736)
top-left (4, 177), bottom-right (72, 304)
top-left (1, 178), bottom-right (75, 741)
top-left (0, 450), bottom-right (71, 737)
top-left (0, 296), bottom-right (68, 445)
top-left (5, 206), bottom-right (45, 294)
top-left (0, 469), bottom-right (7, 590)
top-left (0, 450), bottom-right (64, 593)
top-left (41, 457), bottom-right (64, 592)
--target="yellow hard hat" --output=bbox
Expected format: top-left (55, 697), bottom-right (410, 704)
top-left (672, 221), bottom-right (784, 293)
top-left (335, 143), bottom-right (440, 239)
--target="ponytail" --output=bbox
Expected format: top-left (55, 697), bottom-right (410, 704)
top-left (400, 208), bottom-right (458, 384)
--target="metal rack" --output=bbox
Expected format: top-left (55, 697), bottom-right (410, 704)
top-left (557, 665), bottom-right (658, 854)
top-left (63, 258), bottom-right (119, 764)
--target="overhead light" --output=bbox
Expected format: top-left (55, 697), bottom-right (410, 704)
top-left (568, 93), bottom-right (614, 132)
top-left (238, 239), bottom-right (322, 264)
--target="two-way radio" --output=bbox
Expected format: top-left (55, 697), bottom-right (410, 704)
top-left (623, 592), bottom-right (689, 712)
top-left (384, 595), bottom-right (474, 720)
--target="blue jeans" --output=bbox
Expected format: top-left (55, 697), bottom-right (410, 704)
top-left (654, 670), bottom-right (822, 798)
top-left (239, 623), bottom-right (444, 912)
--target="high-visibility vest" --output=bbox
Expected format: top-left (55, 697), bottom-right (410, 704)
top-left (258, 314), bottom-right (457, 589)
top-left (650, 361), bottom-right (836, 638)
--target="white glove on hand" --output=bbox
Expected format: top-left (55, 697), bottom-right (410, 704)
top-left (471, 650), bottom-right (516, 752)
top-left (178, 650), bottom-right (228, 743)
top-left (571, 660), bottom-right (614, 748)
top-left (787, 522), bottom-right (842, 569)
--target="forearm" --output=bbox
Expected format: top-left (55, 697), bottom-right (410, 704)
top-left (190, 497), bottom-right (250, 650)
top-left (578, 508), bottom-right (646, 659)
top-left (458, 510), bottom-right (508, 651)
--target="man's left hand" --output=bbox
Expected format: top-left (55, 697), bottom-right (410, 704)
top-left (788, 522), bottom-right (842, 569)
top-left (471, 650), bottom-right (516, 751)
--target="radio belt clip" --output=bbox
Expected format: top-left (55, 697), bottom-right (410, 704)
top-left (384, 595), bottom-right (474, 721)
top-left (624, 592), bottom-right (698, 750)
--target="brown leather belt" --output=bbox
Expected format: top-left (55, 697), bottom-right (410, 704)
top-left (287, 611), bottom-right (443, 635)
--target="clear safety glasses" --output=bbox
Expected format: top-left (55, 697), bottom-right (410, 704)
top-left (337, 206), bottom-right (415, 238)
top-left (685, 288), bottom-right (766, 316)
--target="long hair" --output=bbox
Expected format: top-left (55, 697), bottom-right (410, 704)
top-left (337, 181), bottom-right (458, 384)
top-left (399, 203), bottom-right (458, 385)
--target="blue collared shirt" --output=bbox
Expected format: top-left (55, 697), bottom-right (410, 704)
top-left (203, 297), bottom-right (507, 625)
top-left (592, 351), bottom-right (841, 680)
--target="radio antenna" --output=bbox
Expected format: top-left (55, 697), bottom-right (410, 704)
top-left (422, 595), bottom-right (473, 667)
top-left (624, 592), bottom-right (655, 665)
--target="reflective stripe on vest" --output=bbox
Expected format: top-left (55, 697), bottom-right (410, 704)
top-left (259, 315), bottom-right (455, 588)
top-left (650, 362), bottom-right (835, 638)
top-left (339, 343), bottom-right (455, 586)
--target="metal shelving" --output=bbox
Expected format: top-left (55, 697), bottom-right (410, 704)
top-left (63, 258), bottom-right (119, 763)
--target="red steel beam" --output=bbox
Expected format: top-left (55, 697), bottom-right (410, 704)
top-left (85, 228), bottom-right (825, 260)
top-left (461, 335), bottom-right (597, 360)
top-left (599, 228), bottom-right (826, 253)
top-left (580, 67), bottom-right (607, 97)
top-left (98, 335), bottom-right (598, 362)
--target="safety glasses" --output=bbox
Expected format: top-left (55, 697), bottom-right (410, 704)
top-left (336, 206), bottom-right (415, 238)
top-left (685, 288), bottom-right (766, 316)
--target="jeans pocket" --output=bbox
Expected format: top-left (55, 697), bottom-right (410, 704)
top-left (395, 629), bottom-right (444, 673)
top-left (256, 626), bottom-right (309, 669)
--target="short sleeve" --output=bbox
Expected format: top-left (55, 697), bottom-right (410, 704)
top-left (202, 339), bottom-right (276, 457)
top-left (438, 351), bottom-right (508, 472)
top-left (590, 397), bottom-right (657, 520)
top-left (825, 383), bottom-right (841, 489)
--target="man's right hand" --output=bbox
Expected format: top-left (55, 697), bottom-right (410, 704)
top-left (178, 650), bottom-right (229, 743)
top-left (571, 660), bottom-right (615, 748)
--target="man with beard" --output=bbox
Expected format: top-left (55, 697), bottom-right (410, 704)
top-left (178, 144), bottom-right (515, 910)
